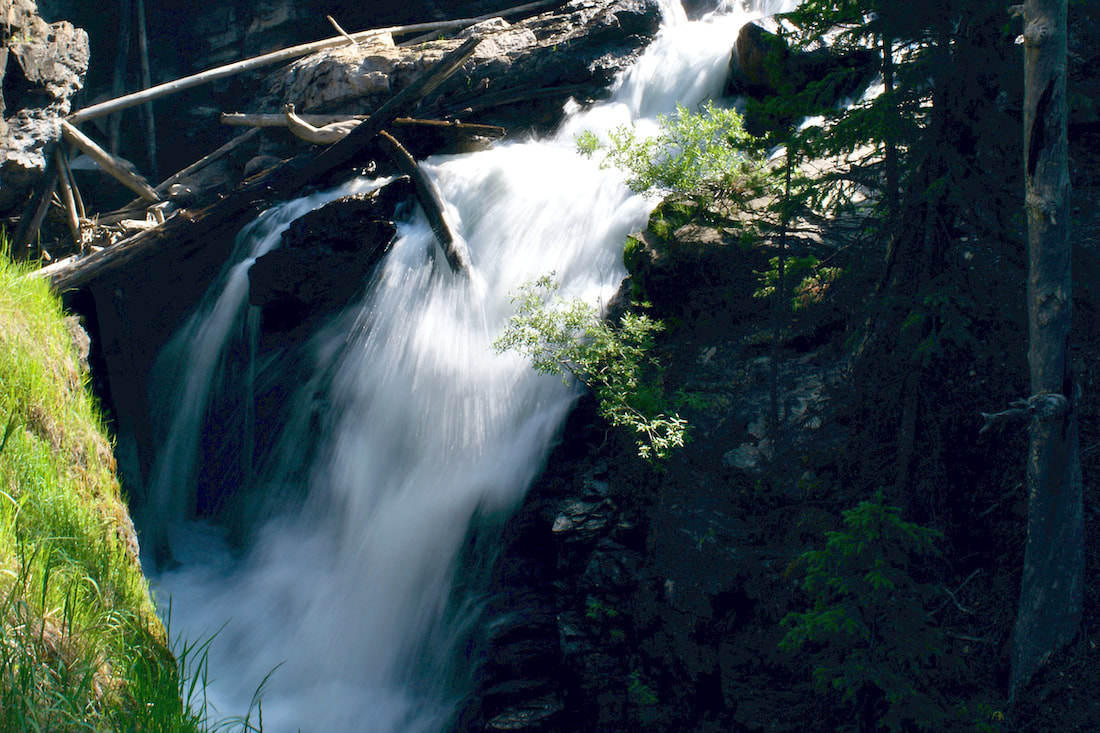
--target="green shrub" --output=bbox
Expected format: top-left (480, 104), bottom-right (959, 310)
top-left (576, 101), bottom-right (772, 209)
top-left (781, 492), bottom-right (947, 731)
top-left (494, 276), bottom-right (687, 461)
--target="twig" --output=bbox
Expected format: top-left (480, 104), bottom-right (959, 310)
top-left (979, 483), bottom-right (1024, 518)
top-left (327, 15), bottom-right (360, 46)
top-left (59, 152), bottom-right (86, 220)
top-left (948, 633), bottom-right (993, 644)
top-left (55, 153), bottom-right (82, 247)
top-left (980, 399), bottom-right (1031, 434)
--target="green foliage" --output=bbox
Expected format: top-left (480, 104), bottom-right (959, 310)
top-left (495, 276), bottom-right (687, 462)
top-left (576, 102), bottom-right (772, 209)
top-left (900, 286), bottom-right (977, 366)
top-left (627, 669), bottom-right (659, 707)
top-left (781, 492), bottom-right (947, 731)
top-left (754, 254), bottom-right (843, 311)
top-left (952, 700), bottom-right (1006, 733)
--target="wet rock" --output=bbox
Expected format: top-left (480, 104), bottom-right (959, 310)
top-left (247, 178), bottom-right (415, 328)
top-left (485, 694), bottom-right (565, 732)
top-left (623, 204), bottom-right (769, 328)
top-left (0, 0), bottom-right (89, 216)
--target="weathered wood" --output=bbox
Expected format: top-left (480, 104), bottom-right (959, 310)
top-left (135, 0), bottom-right (158, 175)
top-left (61, 120), bottom-right (161, 202)
top-left (65, 1), bottom-right (560, 126)
top-left (49, 159), bottom-right (296, 295)
top-left (377, 130), bottom-right (469, 276)
top-left (221, 112), bottom-right (505, 141)
top-left (442, 83), bottom-right (592, 116)
top-left (281, 35), bottom-right (482, 194)
top-left (1010, 0), bottom-right (1082, 701)
top-left (283, 104), bottom-right (360, 144)
top-left (326, 15), bottom-right (361, 46)
top-left (397, 0), bottom-right (563, 47)
top-left (59, 152), bottom-right (86, 220)
top-left (55, 152), bottom-right (82, 246)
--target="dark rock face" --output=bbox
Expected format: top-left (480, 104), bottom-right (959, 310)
top-left (0, 0), bottom-right (89, 216)
top-left (248, 177), bottom-right (415, 328)
top-left (724, 19), bottom-right (875, 132)
top-left (622, 203), bottom-right (770, 332)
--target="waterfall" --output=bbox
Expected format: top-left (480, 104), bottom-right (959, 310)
top-left (147, 2), bottom-right (783, 730)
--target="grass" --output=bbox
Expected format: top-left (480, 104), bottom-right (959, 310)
top-left (0, 243), bottom-right (259, 731)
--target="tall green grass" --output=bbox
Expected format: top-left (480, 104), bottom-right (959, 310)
top-left (0, 245), bottom-right (260, 731)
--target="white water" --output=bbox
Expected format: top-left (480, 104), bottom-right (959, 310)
top-left (148, 3), bottom-right (787, 730)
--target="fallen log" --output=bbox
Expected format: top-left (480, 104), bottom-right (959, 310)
top-left (377, 130), bottom-right (469, 276)
top-left (281, 35), bottom-right (482, 194)
top-left (441, 83), bottom-right (594, 117)
top-left (49, 158), bottom-right (297, 295)
top-left (222, 112), bottom-right (504, 143)
top-left (61, 120), bottom-right (161, 202)
top-left (65, 1), bottom-right (561, 126)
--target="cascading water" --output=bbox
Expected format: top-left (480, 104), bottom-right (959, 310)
top-left (147, 2), bottom-right (794, 730)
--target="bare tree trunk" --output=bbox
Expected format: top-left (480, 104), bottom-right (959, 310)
top-left (108, 0), bottom-right (132, 155)
top-left (1010, 0), bottom-right (1082, 701)
top-left (135, 0), bottom-right (157, 176)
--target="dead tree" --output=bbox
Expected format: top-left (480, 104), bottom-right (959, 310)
top-left (1009, 0), bottom-right (1083, 701)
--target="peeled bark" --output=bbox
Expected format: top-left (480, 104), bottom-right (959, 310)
top-left (1009, 0), bottom-right (1082, 701)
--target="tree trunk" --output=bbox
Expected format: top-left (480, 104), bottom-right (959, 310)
top-left (1009, 0), bottom-right (1082, 701)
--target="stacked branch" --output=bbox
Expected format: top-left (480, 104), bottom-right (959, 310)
top-left (49, 33), bottom-right (486, 292)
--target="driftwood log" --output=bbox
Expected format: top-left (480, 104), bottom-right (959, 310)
top-left (51, 35), bottom-right (484, 294)
top-left (65, 1), bottom-right (560, 126)
top-left (280, 35), bottom-right (482, 194)
top-left (61, 120), bottom-right (161, 202)
top-left (222, 112), bottom-right (504, 153)
top-left (377, 130), bottom-right (469, 276)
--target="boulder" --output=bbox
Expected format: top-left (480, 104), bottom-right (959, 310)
top-left (247, 177), bottom-right (415, 328)
top-left (622, 200), bottom-right (769, 329)
top-left (0, 0), bottom-right (89, 216)
top-left (260, 0), bottom-right (663, 133)
top-left (724, 19), bottom-right (875, 131)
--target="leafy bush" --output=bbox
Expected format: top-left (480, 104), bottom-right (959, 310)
top-left (494, 276), bottom-right (687, 461)
top-left (781, 492), bottom-right (948, 731)
top-left (576, 101), bottom-right (772, 209)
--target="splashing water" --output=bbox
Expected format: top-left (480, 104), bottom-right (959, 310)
top-left (147, 2), bottom-right (784, 730)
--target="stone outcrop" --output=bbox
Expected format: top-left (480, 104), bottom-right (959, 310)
top-left (0, 0), bottom-right (89, 216)
top-left (260, 0), bottom-right (663, 133)
top-left (724, 19), bottom-right (875, 131)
